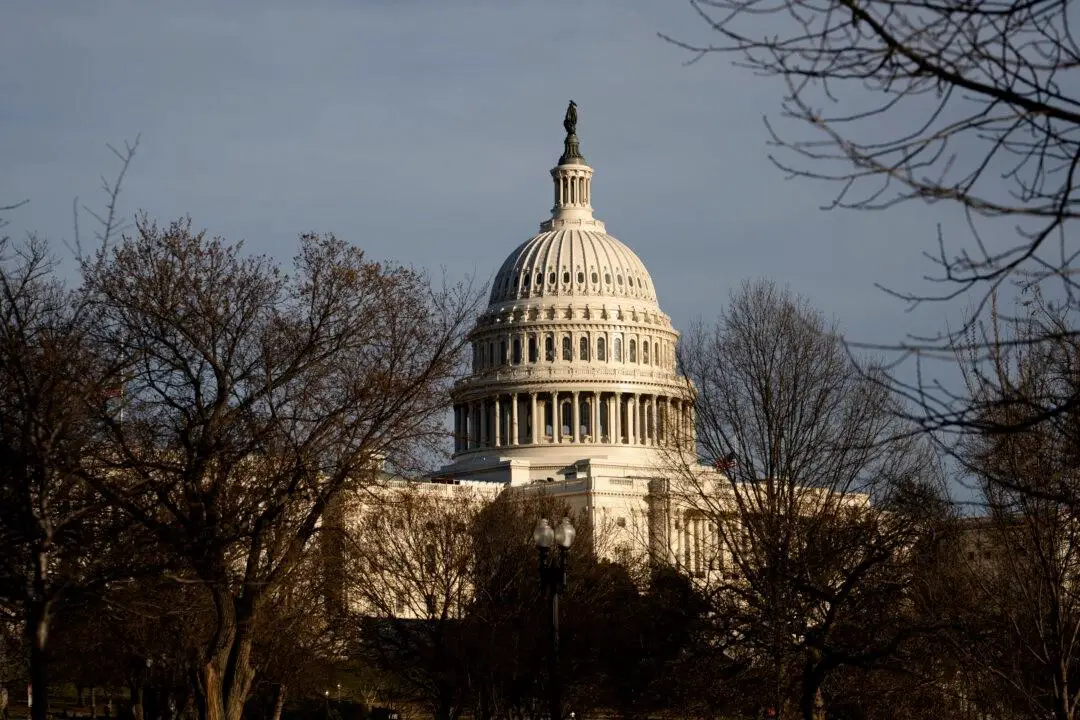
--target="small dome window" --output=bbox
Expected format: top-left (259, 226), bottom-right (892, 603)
top-left (562, 271), bottom-right (571, 284)
top-left (604, 273), bottom-right (611, 284)
top-left (591, 271), bottom-right (598, 283)
top-left (616, 275), bottom-right (623, 285)
top-left (577, 271), bottom-right (585, 284)
top-left (536, 273), bottom-right (544, 286)
top-left (548, 272), bottom-right (556, 285)
top-left (523, 274), bottom-right (530, 287)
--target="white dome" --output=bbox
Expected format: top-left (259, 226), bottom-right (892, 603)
top-left (489, 228), bottom-right (658, 306)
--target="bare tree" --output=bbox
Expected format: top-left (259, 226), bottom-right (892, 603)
top-left (667, 279), bottom-right (947, 720)
top-left (344, 483), bottom-right (489, 720)
top-left (667, 0), bottom-right (1080, 434)
top-left (78, 217), bottom-right (479, 720)
top-left (942, 292), bottom-right (1080, 720)
top-left (0, 140), bottom-right (138, 720)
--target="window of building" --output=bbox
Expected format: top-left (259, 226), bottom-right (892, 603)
top-left (523, 273), bottom-right (530, 287)
top-left (579, 335), bottom-right (590, 361)
top-left (500, 340), bottom-right (508, 365)
top-left (577, 271), bottom-right (585, 284)
top-left (597, 336), bottom-right (606, 361)
top-left (654, 342), bottom-right (659, 366)
top-left (528, 335), bottom-right (538, 363)
top-left (614, 337), bottom-right (622, 362)
top-left (591, 271), bottom-right (598, 283)
top-left (545, 333), bottom-right (555, 362)
top-left (615, 517), bottom-right (627, 528)
top-left (604, 272), bottom-right (611, 284)
top-left (617, 274), bottom-right (623, 285)
top-left (548, 272), bottom-right (557, 285)
top-left (536, 273), bottom-right (543, 286)
top-left (629, 339), bottom-right (637, 363)
top-left (642, 340), bottom-right (649, 365)
top-left (562, 271), bottom-right (571, 284)
top-left (562, 335), bottom-right (572, 361)
top-left (512, 337), bottom-right (522, 364)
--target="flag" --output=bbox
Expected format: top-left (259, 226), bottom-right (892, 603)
top-left (713, 452), bottom-right (737, 473)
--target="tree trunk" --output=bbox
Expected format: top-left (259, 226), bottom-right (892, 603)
top-left (197, 592), bottom-right (259, 720)
top-left (270, 685), bottom-right (287, 720)
top-left (27, 598), bottom-right (50, 720)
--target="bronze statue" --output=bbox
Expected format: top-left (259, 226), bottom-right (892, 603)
top-left (563, 100), bottom-right (577, 136)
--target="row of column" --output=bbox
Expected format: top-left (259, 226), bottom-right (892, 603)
top-left (452, 391), bottom-right (693, 452)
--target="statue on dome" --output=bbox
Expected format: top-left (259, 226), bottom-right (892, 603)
top-left (563, 100), bottom-right (578, 136)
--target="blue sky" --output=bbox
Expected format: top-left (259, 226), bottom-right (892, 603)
top-left (2, 0), bottom-right (975, 379)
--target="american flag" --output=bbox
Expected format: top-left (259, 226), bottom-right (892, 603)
top-left (713, 452), bottom-right (737, 473)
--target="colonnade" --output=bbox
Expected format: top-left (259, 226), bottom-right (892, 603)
top-left (452, 390), bottom-right (693, 452)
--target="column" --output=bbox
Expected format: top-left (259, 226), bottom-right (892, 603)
top-left (666, 397), bottom-right (674, 446)
top-left (572, 391), bottom-right (580, 443)
top-left (456, 405), bottom-right (463, 452)
top-left (553, 392), bottom-right (561, 444)
top-left (511, 393), bottom-right (519, 446)
top-left (493, 397), bottom-right (501, 447)
top-left (531, 392), bottom-right (539, 444)
top-left (479, 400), bottom-right (488, 447)
top-left (694, 517), bottom-right (703, 574)
top-left (651, 395), bottom-right (659, 446)
top-left (614, 393), bottom-right (622, 444)
top-left (631, 394), bottom-right (640, 444)
top-left (592, 391), bottom-right (601, 443)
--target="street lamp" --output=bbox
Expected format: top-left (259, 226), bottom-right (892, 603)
top-left (534, 516), bottom-right (575, 720)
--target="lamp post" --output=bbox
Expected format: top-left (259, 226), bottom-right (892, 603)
top-left (533, 516), bottom-right (575, 720)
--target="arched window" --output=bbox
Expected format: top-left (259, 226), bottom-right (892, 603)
top-left (500, 340), bottom-right (508, 366)
top-left (654, 342), bottom-right (659, 366)
top-left (562, 335), bottom-right (572, 361)
top-left (629, 339), bottom-right (637, 363)
top-left (512, 337), bottom-right (522, 364)
top-left (614, 337), bottom-right (623, 362)
top-left (545, 334), bottom-right (555, 362)
top-left (528, 335), bottom-right (538, 363)
top-left (596, 336), bottom-right (606, 361)
top-left (579, 336), bottom-right (590, 361)
top-left (642, 340), bottom-right (649, 365)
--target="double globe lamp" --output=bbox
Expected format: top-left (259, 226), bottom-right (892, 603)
top-left (533, 517), bottom-right (575, 720)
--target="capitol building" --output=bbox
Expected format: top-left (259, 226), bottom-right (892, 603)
top-left (422, 102), bottom-right (720, 568)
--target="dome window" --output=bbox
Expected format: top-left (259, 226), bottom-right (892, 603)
top-left (513, 337), bottom-right (522, 364)
top-left (629, 339), bottom-right (637, 363)
top-left (613, 337), bottom-right (623, 362)
top-left (545, 333), bottom-right (555, 362)
top-left (642, 341), bottom-right (649, 365)
top-left (591, 271), bottom-right (598, 283)
top-left (528, 335), bottom-right (538, 363)
top-left (548, 272), bottom-right (557, 285)
top-left (596, 336), bottom-right (606, 361)
top-left (617, 275), bottom-right (623, 285)
top-left (604, 273), bottom-right (611, 284)
top-left (523, 274), bottom-right (530, 287)
top-left (577, 271), bottom-right (585, 284)
top-left (562, 271), bottom-right (570, 284)
top-left (536, 273), bottom-right (544, 286)
top-left (579, 336), bottom-right (590, 361)
top-left (562, 335), bottom-right (572, 361)
top-left (654, 342), bottom-right (659, 366)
